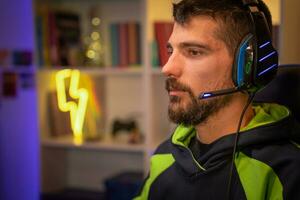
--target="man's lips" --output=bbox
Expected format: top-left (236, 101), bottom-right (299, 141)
top-left (169, 90), bottom-right (186, 96)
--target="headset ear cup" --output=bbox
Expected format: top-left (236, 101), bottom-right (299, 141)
top-left (252, 12), bottom-right (278, 90)
top-left (232, 34), bottom-right (254, 89)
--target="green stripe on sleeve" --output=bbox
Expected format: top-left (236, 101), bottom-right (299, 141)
top-left (291, 141), bottom-right (300, 148)
top-left (133, 154), bottom-right (175, 200)
top-left (235, 152), bottom-right (283, 200)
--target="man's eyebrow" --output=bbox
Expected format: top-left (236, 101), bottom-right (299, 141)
top-left (179, 42), bottom-right (211, 50)
top-left (166, 42), bottom-right (212, 51)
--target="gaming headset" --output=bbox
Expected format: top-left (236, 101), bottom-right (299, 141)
top-left (199, 0), bottom-right (278, 99)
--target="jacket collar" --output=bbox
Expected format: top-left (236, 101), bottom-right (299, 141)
top-left (172, 103), bottom-right (290, 148)
top-left (170, 103), bottom-right (294, 175)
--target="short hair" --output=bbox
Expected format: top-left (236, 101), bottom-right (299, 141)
top-left (173, 0), bottom-right (272, 55)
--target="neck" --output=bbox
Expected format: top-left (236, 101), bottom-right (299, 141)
top-left (195, 94), bottom-right (254, 144)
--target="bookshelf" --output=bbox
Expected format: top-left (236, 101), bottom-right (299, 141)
top-left (35, 0), bottom-right (174, 192)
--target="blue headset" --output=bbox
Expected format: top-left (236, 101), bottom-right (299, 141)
top-left (232, 0), bottom-right (278, 93)
top-left (199, 0), bottom-right (278, 99)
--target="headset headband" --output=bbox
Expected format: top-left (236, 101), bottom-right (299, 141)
top-left (242, 0), bottom-right (259, 5)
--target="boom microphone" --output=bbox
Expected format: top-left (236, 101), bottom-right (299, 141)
top-left (198, 87), bottom-right (241, 99)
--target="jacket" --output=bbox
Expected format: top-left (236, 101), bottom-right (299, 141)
top-left (134, 103), bottom-right (300, 200)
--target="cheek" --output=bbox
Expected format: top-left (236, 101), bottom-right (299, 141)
top-left (183, 56), bottom-right (233, 92)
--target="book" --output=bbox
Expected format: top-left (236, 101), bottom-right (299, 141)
top-left (36, 9), bottom-right (82, 67)
top-left (128, 22), bottom-right (141, 66)
top-left (35, 6), bottom-right (51, 67)
top-left (110, 23), bottom-right (120, 67)
top-left (151, 40), bottom-right (159, 67)
top-left (154, 22), bottom-right (174, 66)
top-left (119, 23), bottom-right (129, 67)
top-left (48, 11), bottom-right (59, 66)
top-left (53, 11), bottom-right (82, 66)
top-left (35, 15), bottom-right (45, 66)
top-left (47, 91), bottom-right (72, 137)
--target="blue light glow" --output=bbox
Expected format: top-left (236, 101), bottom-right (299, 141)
top-left (258, 64), bottom-right (278, 76)
top-left (203, 93), bottom-right (212, 98)
top-left (259, 41), bottom-right (271, 49)
top-left (259, 51), bottom-right (276, 62)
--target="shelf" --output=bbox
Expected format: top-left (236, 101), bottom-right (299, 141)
top-left (38, 67), bottom-right (143, 76)
top-left (41, 136), bottom-right (145, 153)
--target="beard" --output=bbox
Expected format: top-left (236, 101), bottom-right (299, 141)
top-left (165, 77), bottom-right (233, 126)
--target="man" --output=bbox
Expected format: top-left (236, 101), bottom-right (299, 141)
top-left (134, 0), bottom-right (300, 199)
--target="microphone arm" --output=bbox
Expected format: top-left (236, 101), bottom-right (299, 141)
top-left (198, 87), bottom-right (241, 99)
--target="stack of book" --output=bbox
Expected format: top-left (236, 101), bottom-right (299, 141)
top-left (36, 9), bottom-right (83, 67)
top-left (109, 22), bottom-right (141, 67)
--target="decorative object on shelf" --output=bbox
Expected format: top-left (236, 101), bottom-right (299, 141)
top-left (19, 72), bottom-right (35, 89)
top-left (56, 69), bottom-right (89, 144)
top-left (2, 71), bottom-right (18, 97)
top-left (12, 50), bottom-right (32, 66)
top-left (83, 7), bottom-right (105, 67)
top-left (0, 49), bottom-right (11, 68)
top-left (0, 49), bottom-right (33, 68)
top-left (112, 118), bottom-right (142, 144)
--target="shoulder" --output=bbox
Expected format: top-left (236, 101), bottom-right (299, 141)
top-left (133, 138), bottom-right (175, 200)
top-left (243, 141), bottom-right (300, 169)
top-left (153, 137), bottom-right (173, 155)
top-left (237, 142), bottom-right (300, 199)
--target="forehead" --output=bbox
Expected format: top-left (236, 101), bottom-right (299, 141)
top-left (170, 16), bottom-right (224, 47)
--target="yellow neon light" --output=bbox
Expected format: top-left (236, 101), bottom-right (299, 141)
top-left (56, 69), bottom-right (89, 144)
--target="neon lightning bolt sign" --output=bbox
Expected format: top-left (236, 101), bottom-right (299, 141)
top-left (56, 69), bottom-right (89, 144)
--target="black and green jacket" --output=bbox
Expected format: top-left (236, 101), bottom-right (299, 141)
top-left (134, 103), bottom-right (300, 200)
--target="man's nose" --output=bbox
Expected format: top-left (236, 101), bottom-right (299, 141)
top-left (161, 52), bottom-right (182, 78)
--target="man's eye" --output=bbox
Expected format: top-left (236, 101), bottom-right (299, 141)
top-left (188, 49), bottom-right (202, 56)
top-left (167, 47), bottom-right (173, 55)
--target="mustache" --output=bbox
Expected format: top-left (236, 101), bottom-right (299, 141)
top-left (165, 77), bottom-right (191, 93)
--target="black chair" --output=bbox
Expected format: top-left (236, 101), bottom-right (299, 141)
top-left (254, 64), bottom-right (300, 122)
top-left (254, 64), bottom-right (300, 142)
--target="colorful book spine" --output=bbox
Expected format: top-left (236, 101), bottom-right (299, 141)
top-left (154, 22), bottom-right (174, 67)
top-left (136, 23), bottom-right (141, 65)
top-left (35, 15), bottom-right (44, 66)
top-left (119, 23), bottom-right (129, 67)
top-left (48, 11), bottom-right (59, 66)
top-left (128, 21), bottom-right (137, 66)
top-left (128, 22), bottom-right (141, 66)
top-left (110, 23), bottom-right (120, 67)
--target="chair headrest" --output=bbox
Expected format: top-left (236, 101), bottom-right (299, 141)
top-left (254, 64), bottom-right (300, 122)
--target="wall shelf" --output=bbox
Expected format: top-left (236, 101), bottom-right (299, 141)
top-left (42, 136), bottom-right (145, 153)
top-left (38, 67), bottom-right (144, 76)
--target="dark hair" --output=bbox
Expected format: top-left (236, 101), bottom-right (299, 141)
top-left (173, 0), bottom-right (272, 55)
